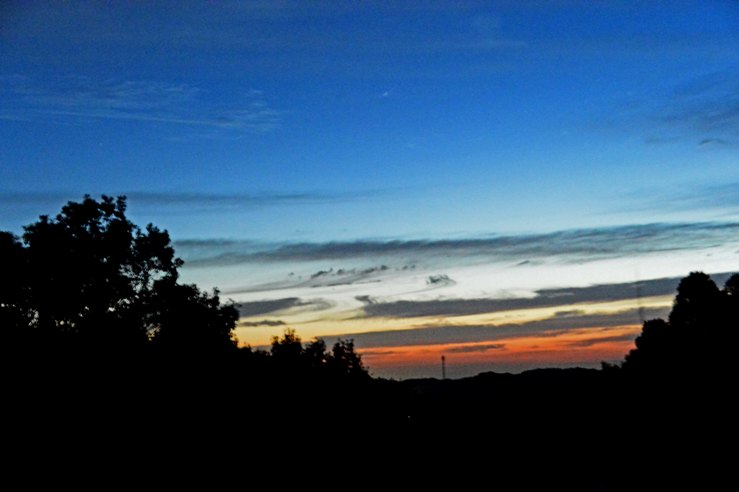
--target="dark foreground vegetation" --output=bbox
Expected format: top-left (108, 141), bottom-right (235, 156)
top-left (2, 196), bottom-right (735, 487)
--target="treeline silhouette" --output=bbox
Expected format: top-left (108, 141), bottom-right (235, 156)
top-left (3, 196), bottom-right (734, 488)
top-left (1, 197), bottom-right (392, 430)
top-left (1, 196), bottom-right (371, 376)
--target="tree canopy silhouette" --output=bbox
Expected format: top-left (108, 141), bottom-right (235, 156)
top-left (267, 328), bottom-right (369, 381)
top-left (0, 231), bottom-right (33, 346)
top-left (623, 271), bottom-right (739, 374)
top-left (0, 195), bottom-right (237, 359)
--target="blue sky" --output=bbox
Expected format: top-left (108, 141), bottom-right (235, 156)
top-left (2, 1), bottom-right (738, 377)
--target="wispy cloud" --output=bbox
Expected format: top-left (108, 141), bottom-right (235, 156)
top-left (674, 182), bottom-right (739, 213)
top-left (652, 68), bottom-right (739, 146)
top-left (0, 191), bottom-right (75, 207)
top-left (426, 274), bottom-right (455, 287)
top-left (553, 309), bottom-right (587, 319)
top-left (238, 319), bottom-right (286, 328)
top-left (0, 190), bottom-right (381, 217)
top-left (335, 307), bottom-right (663, 350)
top-left (359, 349), bottom-right (401, 358)
top-left (355, 274), bottom-right (712, 319)
top-left (447, 343), bottom-right (507, 354)
top-left (178, 222), bottom-right (739, 268)
top-left (643, 136), bottom-right (681, 146)
top-left (237, 298), bottom-right (304, 317)
top-left (128, 190), bottom-right (376, 213)
top-left (607, 68), bottom-right (739, 148)
top-left (665, 69), bottom-right (739, 132)
top-left (563, 334), bottom-right (636, 348)
top-left (698, 138), bottom-right (729, 148)
top-left (237, 297), bottom-right (333, 318)
top-left (0, 76), bottom-right (282, 135)
top-left (624, 182), bottom-right (739, 216)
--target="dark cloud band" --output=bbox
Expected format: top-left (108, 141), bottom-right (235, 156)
top-left (357, 273), bottom-right (734, 319)
top-left (179, 221), bottom-right (739, 267)
top-left (331, 307), bottom-right (668, 350)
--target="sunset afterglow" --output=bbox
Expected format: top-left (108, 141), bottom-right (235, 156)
top-left (2, 2), bottom-right (738, 378)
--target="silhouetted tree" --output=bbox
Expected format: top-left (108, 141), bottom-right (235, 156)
top-left (271, 328), bottom-right (303, 360)
top-left (720, 273), bottom-right (739, 364)
top-left (723, 274), bottom-right (739, 323)
top-left (329, 339), bottom-right (369, 381)
top-left (267, 329), bottom-right (369, 380)
top-left (0, 232), bottom-right (33, 346)
top-left (669, 272), bottom-right (721, 332)
top-left (623, 319), bottom-right (672, 372)
top-left (623, 271), bottom-right (737, 374)
top-left (724, 274), bottom-right (739, 297)
top-left (149, 281), bottom-right (238, 356)
top-left (304, 338), bottom-right (329, 370)
top-left (1, 195), bottom-right (237, 359)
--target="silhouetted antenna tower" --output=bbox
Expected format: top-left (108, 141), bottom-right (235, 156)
top-left (441, 355), bottom-right (446, 380)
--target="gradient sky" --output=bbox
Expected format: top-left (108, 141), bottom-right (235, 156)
top-left (2, 1), bottom-right (738, 378)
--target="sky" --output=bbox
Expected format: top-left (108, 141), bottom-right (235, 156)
top-left (1, 1), bottom-right (738, 378)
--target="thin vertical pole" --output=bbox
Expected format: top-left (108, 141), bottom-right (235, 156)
top-left (441, 355), bottom-right (446, 380)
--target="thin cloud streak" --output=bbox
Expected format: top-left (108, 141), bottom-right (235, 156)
top-left (237, 298), bottom-right (303, 317)
top-left (628, 68), bottom-right (739, 147)
top-left (238, 319), bottom-right (286, 328)
top-left (180, 222), bottom-right (739, 267)
top-left (356, 274), bottom-right (735, 319)
top-left (237, 298), bottom-right (334, 318)
top-left (563, 333), bottom-right (637, 348)
top-left (661, 68), bottom-right (739, 140)
top-left (127, 190), bottom-right (380, 212)
top-left (604, 67), bottom-right (739, 148)
top-left (0, 76), bottom-right (282, 135)
top-left (673, 183), bottom-right (739, 213)
top-left (0, 190), bottom-right (385, 217)
top-left (333, 307), bottom-right (666, 350)
top-left (446, 343), bottom-right (507, 354)
top-left (621, 182), bottom-right (739, 216)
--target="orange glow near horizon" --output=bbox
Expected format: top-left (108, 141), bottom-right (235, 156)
top-left (234, 293), bottom-right (670, 378)
top-left (235, 295), bottom-right (671, 347)
top-left (359, 324), bottom-right (642, 378)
